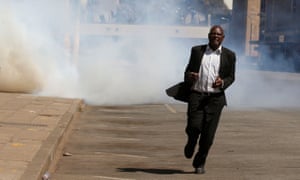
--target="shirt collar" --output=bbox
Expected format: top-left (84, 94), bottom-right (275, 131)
top-left (206, 45), bottom-right (222, 54)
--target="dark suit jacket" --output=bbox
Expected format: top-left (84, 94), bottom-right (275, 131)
top-left (184, 45), bottom-right (236, 105)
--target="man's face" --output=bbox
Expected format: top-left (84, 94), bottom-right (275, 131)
top-left (208, 27), bottom-right (224, 50)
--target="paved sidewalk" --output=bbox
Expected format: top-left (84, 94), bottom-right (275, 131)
top-left (0, 92), bottom-right (83, 180)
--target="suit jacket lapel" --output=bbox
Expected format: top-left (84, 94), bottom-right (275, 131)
top-left (196, 45), bottom-right (206, 72)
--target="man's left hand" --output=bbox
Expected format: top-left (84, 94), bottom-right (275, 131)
top-left (213, 77), bottom-right (223, 88)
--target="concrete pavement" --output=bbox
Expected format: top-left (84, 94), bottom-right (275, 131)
top-left (0, 92), bottom-right (83, 180)
top-left (51, 104), bottom-right (300, 180)
top-left (1, 91), bottom-right (300, 180)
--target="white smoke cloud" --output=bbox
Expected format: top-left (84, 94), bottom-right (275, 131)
top-left (0, 1), bottom-right (77, 94)
top-left (0, 3), bottom-right (44, 92)
top-left (1, 0), bottom-right (299, 108)
top-left (75, 35), bottom-right (190, 105)
top-left (228, 64), bottom-right (300, 108)
top-left (0, 0), bottom-right (192, 105)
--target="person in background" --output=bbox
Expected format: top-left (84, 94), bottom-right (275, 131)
top-left (183, 25), bottom-right (236, 174)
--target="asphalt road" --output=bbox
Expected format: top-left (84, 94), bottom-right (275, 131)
top-left (50, 104), bottom-right (300, 180)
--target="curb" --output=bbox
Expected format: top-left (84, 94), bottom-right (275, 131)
top-left (20, 99), bottom-right (84, 180)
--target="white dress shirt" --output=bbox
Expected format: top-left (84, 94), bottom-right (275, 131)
top-left (192, 45), bottom-right (222, 93)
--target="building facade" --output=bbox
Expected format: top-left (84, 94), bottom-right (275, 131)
top-left (231, 0), bottom-right (300, 72)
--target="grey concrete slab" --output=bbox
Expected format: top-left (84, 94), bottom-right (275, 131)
top-left (51, 104), bottom-right (300, 180)
top-left (0, 92), bottom-right (83, 180)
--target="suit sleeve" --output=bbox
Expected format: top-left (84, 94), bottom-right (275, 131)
top-left (221, 51), bottom-right (236, 90)
top-left (184, 48), bottom-right (194, 84)
top-left (184, 46), bottom-right (202, 85)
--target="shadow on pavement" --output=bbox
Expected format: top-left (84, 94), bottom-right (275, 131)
top-left (117, 168), bottom-right (191, 174)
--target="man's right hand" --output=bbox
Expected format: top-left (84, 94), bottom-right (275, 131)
top-left (188, 72), bottom-right (199, 81)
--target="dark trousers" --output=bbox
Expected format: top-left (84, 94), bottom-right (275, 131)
top-left (186, 91), bottom-right (225, 168)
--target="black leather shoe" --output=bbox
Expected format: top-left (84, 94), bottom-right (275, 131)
top-left (194, 166), bottom-right (205, 174)
top-left (184, 140), bottom-right (196, 159)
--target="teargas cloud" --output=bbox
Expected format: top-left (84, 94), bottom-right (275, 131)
top-left (1, 0), bottom-right (300, 108)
